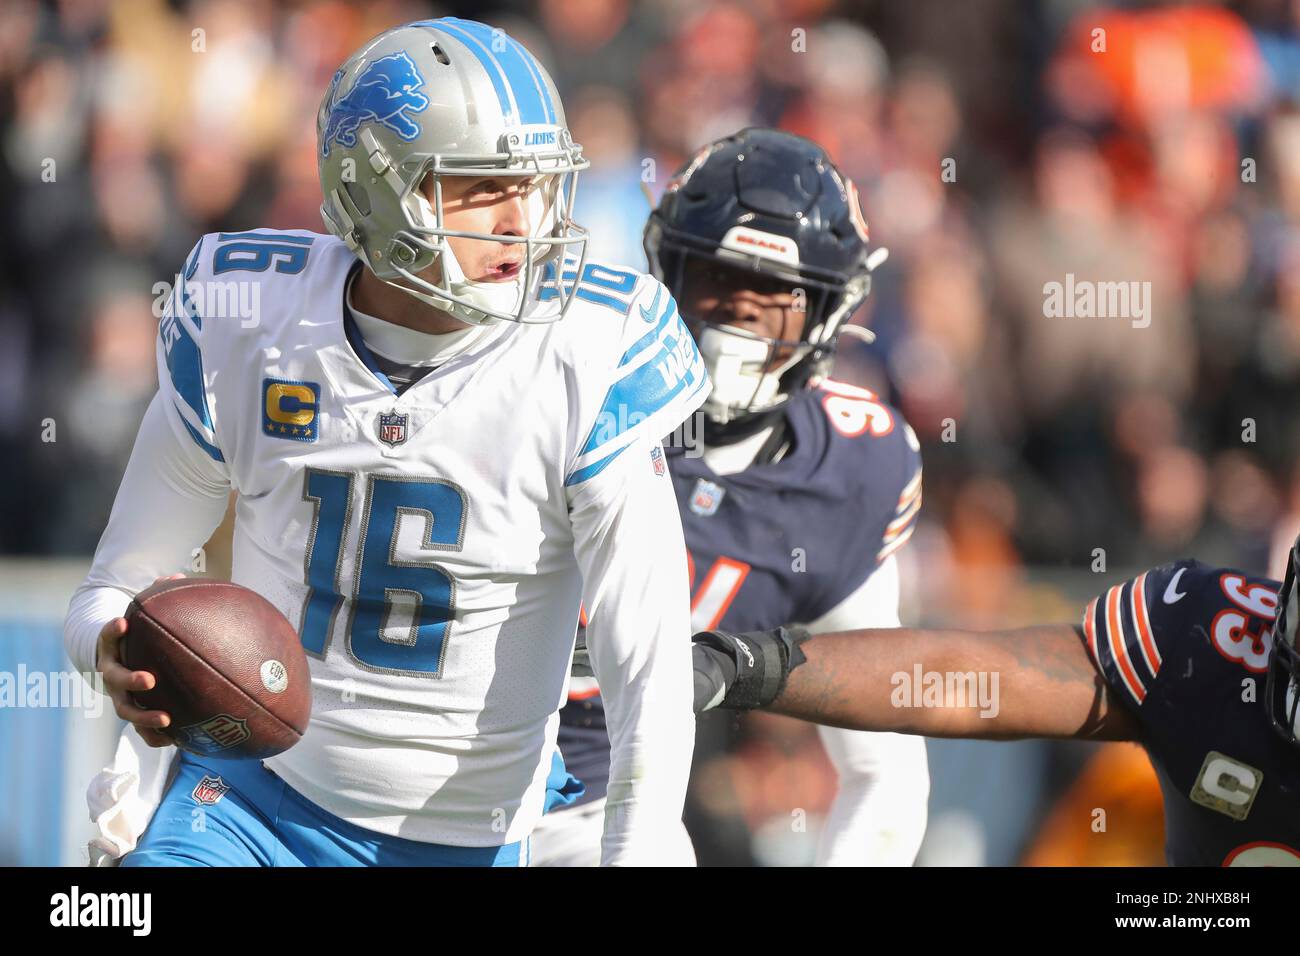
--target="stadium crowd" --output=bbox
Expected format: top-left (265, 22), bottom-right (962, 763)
top-left (6, 0), bottom-right (1300, 864)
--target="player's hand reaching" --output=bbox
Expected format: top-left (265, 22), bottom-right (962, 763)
top-left (95, 574), bottom-right (185, 747)
top-left (692, 625), bottom-right (810, 712)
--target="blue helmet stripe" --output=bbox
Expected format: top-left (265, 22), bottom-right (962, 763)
top-left (443, 18), bottom-right (550, 125)
top-left (506, 36), bottom-right (555, 123)
top-left (433, 19), bottom-right (519, 124)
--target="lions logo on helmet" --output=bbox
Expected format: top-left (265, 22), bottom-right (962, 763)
top-left (321, 53), bottom-right (430, 157)
top-left (316, 18), bottom-right (590, 328)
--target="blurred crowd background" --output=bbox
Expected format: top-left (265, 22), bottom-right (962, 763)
top-left (4, 0), bottom-right (1300, 865)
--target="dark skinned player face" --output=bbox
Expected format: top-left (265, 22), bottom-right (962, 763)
top-left (677, 257), bottom-right (807, 363)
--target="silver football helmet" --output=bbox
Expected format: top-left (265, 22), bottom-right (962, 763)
top-left (317, 18), bottom-right (590, 326)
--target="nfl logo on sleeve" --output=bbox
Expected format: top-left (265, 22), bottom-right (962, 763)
top-left (377, 410), bottom-right (409, 447)
top-left (650, 445), bottom-right (666, 476)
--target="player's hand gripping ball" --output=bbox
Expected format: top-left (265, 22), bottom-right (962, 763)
top-left (122, 579), bottom-right (311, 759)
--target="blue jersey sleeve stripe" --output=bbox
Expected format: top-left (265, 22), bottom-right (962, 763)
top-left (885, 489), bottom-right (922, 536)
top-left (179, 277), bottom-right (202, 331)
top-left (183, 238), bottom-right (204, 281)
top-left (564, 442), bottom-right (631, 487)
top-left (539, 284), bottom-right (632, 314)
top-left (620, 287), bottom-right (677, 367)
top-left (578, 339), bottom-right (706, 455)
top-left (433, 20), bottom-right (518, 123)
top-left (875, 521), bottom-right (916, 563)
top-left (174, 402), bottom-right (224, 462)
top-left (162, 314), bottom-right (216, 432)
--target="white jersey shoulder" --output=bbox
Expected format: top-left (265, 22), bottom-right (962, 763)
top-left (156, 228), bottom-right (351, 467)
top-left (542, 255), bottom-right (709, 486)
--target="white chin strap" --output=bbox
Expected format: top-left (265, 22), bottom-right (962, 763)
top-left (697, 325), bottom-right (803, 424)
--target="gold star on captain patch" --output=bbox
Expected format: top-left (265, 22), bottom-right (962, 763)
top-left (279, 425), bottom-right (288, 433)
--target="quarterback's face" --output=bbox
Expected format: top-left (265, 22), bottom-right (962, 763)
top-left (424, 174), bottom-right (542, 283)
top-left (678, 257), bottom-right (807, 359)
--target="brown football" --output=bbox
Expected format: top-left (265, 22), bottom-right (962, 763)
top-left (122, 579), bottom-right (311, 760)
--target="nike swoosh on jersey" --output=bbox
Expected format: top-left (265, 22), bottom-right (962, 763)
top-left (639, 293), bottom-right (659, 323)
top-left (1163, 567), bottom-right (1188, 604)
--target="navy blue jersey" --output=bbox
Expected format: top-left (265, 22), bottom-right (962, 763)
top-left (671, 382), bottom-right (921, 631)
top-left (556, 381), bottom-right (921, 806)
top-left (1082, 559), bottom-right (1300, 866)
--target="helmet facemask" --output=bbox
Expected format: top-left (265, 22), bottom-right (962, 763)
top-left (650, 228), bottom-right (870, 427)
top-left (324, 127), bottom-right (590, 328)
top-left (1266, 536), bottom-right (1300, 753)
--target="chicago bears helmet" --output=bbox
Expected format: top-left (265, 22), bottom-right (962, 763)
top-left (317, 18), bottom-right (590, 326)
top-left (1267, 533), bottom-right (1300, 753)
top-left (644, 127), bottom-right (884, 429)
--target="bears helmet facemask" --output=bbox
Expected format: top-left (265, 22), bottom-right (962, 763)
top-left (643, 127), bottom-right (885, 433)
top-left (1266, 532), bottom-right (1300, 754)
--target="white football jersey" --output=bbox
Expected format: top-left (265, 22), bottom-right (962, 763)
top-left (68, 228), bottom-right (708, 853)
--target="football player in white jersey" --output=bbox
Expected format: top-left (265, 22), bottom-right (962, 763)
top-left (63, 18), bottom-right (707, 867)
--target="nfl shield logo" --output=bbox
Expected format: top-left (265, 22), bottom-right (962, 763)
top-left (377, 410), bottom-right (408, 447)
top-left (650, 445), bottom-right (666, 476)
top-left (191, 774), bottom-right (229, 806)
top-left (176, 714), bottom-right (251, 755)
top-left (690, 479), bottom-right (726, 516)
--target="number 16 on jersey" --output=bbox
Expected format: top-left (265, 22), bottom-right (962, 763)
top-left (299, 468), bottom-right (466, 676)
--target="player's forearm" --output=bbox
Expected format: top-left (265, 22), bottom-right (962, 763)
top-left (585, 565), bottom-right (696, 864)
top-left (63, 393), bottom-right (232, 674)
top-left (599, 683), bottom-right (696, 865)
top-left (65, 586), bottom-right (134, 675)
top-left (570, 444), bottom-right (697, 864)
top-left (769, 624), bottom-right (1135, 740)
